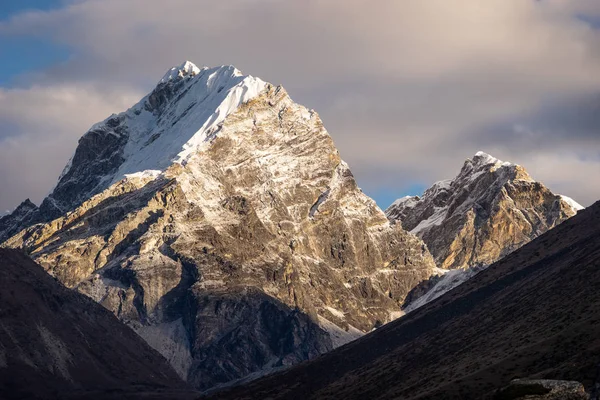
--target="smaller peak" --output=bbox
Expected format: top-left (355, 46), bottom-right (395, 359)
top-left (159, 60), bottom-right (204, 84)
top-left (3, 198), bottom-right (38, 218)
top-left (389, 195), bottom-right (419, 210)
top-left (473, 151), bottom-right (500, 164)
top-left (16, 198), bottom-right (37, 211)
top-left (471, 151), bottom-right (514, 167)
top-left (21, 198), bottom-right (36, 207)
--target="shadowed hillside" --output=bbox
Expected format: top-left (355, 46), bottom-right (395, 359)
top-left (0, 249), bottom-right (197, 400)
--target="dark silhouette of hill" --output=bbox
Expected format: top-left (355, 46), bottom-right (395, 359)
top-left (0, 249), bottom-right (197, 400)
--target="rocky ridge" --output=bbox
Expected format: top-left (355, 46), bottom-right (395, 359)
top-left (0, 199), bottom-right (39, 243)
top-left (3, 61), bottom-right (436, 391)
top-left (386, 151), bottom-right (582, 271)
top-left (387, 152), bottom-right (581, 313)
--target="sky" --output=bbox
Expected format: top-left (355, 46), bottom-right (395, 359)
top-left (1, 0), bottom-right (600, 214)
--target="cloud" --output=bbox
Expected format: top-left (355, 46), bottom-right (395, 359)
top-left (0, 83), bottom-right (142, 209)
top-left (1, 0), bottom-right (600, 210)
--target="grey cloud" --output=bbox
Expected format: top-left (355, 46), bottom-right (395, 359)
top-left (1, 0), bottom-right (600, 212)
top-left (0, 83), bottom-right (143, 209)
top-left (470, 94), bottom-right (600, 156)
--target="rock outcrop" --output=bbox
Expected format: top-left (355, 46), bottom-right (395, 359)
top-left (0, 199), bottom-right (39, 243)
top-left (386, 151), bottom-right (582, 271)
top-left (3, 62), bottom-right (436, 391)
top-left (493, 379), bottom-right (588, 400)
top-left (0, 248), bottom-right (193, 400)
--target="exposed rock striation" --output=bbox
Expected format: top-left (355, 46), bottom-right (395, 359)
top-left (213, 200), bottom-right (600, 400)
top-left (386, 152), bottom-right (581, 271)
top-left (3, 62), bottom-right (436, 391)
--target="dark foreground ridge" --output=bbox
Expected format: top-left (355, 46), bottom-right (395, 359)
top-left (214, 201), bottom-right (600, 399)
top-left (0, 249), bottom-right (197, 400)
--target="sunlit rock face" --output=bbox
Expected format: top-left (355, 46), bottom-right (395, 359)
top-left (386, 151), bottom-right (582, 271)
top-left (3, 62), bottom-right (436, 391)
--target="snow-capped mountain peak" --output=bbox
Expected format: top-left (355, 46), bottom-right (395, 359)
top-left (386, 152), bottom-right (582, 270)
top-left (39, 62), bottom-right (268, 218)
top-left (471, 151), bottom-right (514, 167)
top-left (159, 60), bottom-right (203, 83)
top-left (458, 151), bottom-right (533, 184)
top-left (3, 60), bottom-right (437, 391)
top-left (386, 152), bottom-right (584, 313)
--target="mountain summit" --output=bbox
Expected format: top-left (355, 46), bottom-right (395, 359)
top-left (159, 60), bottom-right (202, 83)
top-left (386, 151), bottom-right (581, 271)
top-left (41, 63), bottom-right (267, 220)
top-left (3, 62), bottom-right (436, 391)
top-left (0, 62), bottom-right (268, 240)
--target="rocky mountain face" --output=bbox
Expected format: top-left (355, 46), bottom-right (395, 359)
top-left (0, 199), bottom-right (39, 243)
top-left (214, 200), bottom-right (600, 400)
top-left (0, 248), bottom-right (194, 400)
top-left (386, 151), bottom-right (582, 271)
top-left (2, 62), bottom-right (436, 391)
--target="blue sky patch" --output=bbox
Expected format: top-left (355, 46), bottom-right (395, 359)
top-left (0, 0), bottom-right (70, 87)
top-left (0, 0), bottom-right (61, 20)
top-left (577, 14), bottom-right (600, 29)
top-left (0, 37), bottom-right (71, 86)
top-left (368, 182), bottom-right (428, 209)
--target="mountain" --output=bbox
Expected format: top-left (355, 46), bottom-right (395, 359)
top-left (0, 248), bottom-right (195, 400)
top-left (213, 200), bottom-right (600, 400)
top-left (386, 152), bottom-right (581, 272)
top-left (2, 61), bottom-right (436, 391)
top-left (386, 152), bottom-right (582, 313)
top-left (0, 199), bottom-right (39, 243)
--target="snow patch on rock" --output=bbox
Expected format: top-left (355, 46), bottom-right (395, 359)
top-left (110, 65), bottom-right (267, 187)
top-left (560, 195), bottom-right (584, 211)
top-left (160, 60), bottom-right (203, 83)
top-left (403, 267), bottom-right (482, 313)
top-left (318, 316), bottom-right (364, 348)
top-left (325, 306), bottom-right (346, 319)
top-left (135, 319), bottom-right (193, 380)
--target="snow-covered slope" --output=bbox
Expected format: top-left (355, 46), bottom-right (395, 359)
top-left (402, 267), bottom-right (483, 314)
top-left (40, 62), bottom-right (267, 219)
top-left (4, 61), bottom-right (436, 392)
top-left (387, 151), bottom-right (582, 272)
top-left (560, 195), bottom-right (584, 211)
